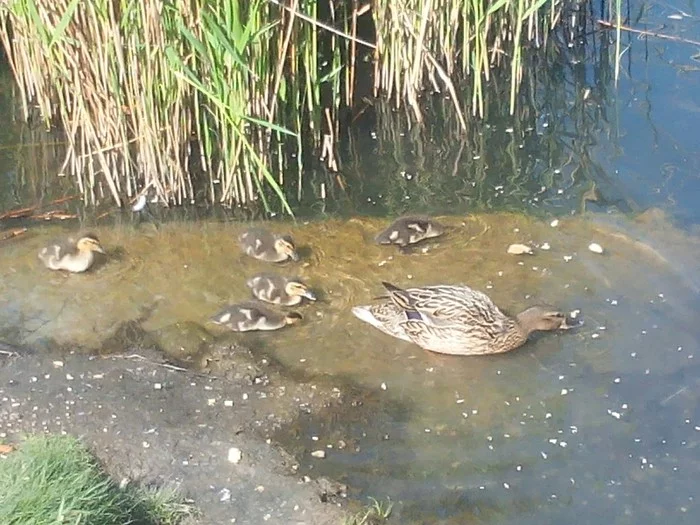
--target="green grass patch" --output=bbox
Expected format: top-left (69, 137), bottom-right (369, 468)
top-left (0, 434), bottom-right (193, 525)
top-left (343, 497), bottom-right (393, 525)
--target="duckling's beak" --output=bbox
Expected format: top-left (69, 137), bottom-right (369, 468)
top-left (95, 245), bottom-right (106, 254)
top-left (301, 289), bottom-right (317, 301)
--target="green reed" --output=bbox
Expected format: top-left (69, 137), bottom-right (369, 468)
top-left (0, 0), bottom-right (576, 213)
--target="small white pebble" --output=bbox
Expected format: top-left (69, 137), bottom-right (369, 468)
top-left (507, 243), bottom-right (533, 255)
top-left (154, 383), bottom-right (162, 390)
top-left (380, 382), bottom-right (387, 391)
top-left (545, 412), bottom-right (552, 419)
top-left (591, 333), bottom-right (600, 339)
top-left (142, 441), bottom-right (150, 449)
top-left (224, 400), bottom-right (234, 407)
top-left (614, 378), bottom-right (621, 383)
top-left (503, 482), bottom-right (510, 489)
top-left (66, 374), bottom-right (74, 381)
top-left (563, 255), bottom-right (573, 262)
top-left (560, 389), bottom-right (568, 396)
top-left (242, 393), bottom-right (249, 400)
top-left (52, 361), bottom-right (64, 368)
top-left (207, 398), bottom-right (216, 406)
top-left (228, 447), bottom-right (242, 464)
top-left (588, 242), bottom-right (604, 254)
top-left (311, 450), bottom-right (326, 459)
top-left (540, 242), bottom-right (551, 250)
top-left (219, 488), bottom-right (231, 502)
top-left (550, 219), bottom-right (559, 227)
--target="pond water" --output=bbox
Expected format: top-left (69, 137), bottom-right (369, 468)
top-left (1, 1), bottom-right (700, 524)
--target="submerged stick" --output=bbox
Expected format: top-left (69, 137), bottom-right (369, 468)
top-left (1, 228), bottom-right (28, 241)
top-left (598, 20), bottom-right (700, 47)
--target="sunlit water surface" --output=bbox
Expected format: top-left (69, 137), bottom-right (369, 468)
top-left (1, 210), bottom-right (698, 523)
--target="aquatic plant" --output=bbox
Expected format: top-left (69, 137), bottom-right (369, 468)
top-left (0, 0), bottom-right (588, 213)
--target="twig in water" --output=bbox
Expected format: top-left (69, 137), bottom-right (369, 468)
top-left (108, 353), bottom-right (217, 379)
top-left (598, 20), bottom-right (700, 47)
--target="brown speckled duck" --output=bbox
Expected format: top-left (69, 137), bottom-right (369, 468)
top-left (375, 216), bottom-right (446, 248)
top-left (209, 301), bottom-right (302, 332)
top-left (246, 273), bottom-right (317, 306)
top-left (239, 228), bottom-right (299, 262)
top-left (38, 234), bottom-right (105, 273)
top-left (352, 281), bottom-right (574, 356)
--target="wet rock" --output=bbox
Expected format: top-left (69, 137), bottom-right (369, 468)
top-left (588, 242), bottom-right (604, 254)
top-left (151, 321), bottom-right (213, 361)
top-left (507, 243), bottom-right (534, 255)
top-left (316, 476), bottom-right (347, 503)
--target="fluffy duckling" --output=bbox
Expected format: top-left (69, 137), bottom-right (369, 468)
top-left (239, 228), bottom-right (299, 263)
top-left (209, 301), bottom-right (302, 332)
top-left (38, 234), bottom-right (105, 273)
top-left (246, 273), bottom-right (317, 306)
top-left (375, 216), bottom-right (446, 248)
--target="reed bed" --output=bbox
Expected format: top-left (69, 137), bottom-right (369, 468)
top-left (0, 0), bottom-right (581, 212)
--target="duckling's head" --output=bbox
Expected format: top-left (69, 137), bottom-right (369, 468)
top-left (76, 235), bottom-right (105, 254)
top-left (275, 237), bottom-right (299, 261)
top-left (425, 220), bottom-right (447, 237)
top-left (516, 306), bottom-right (573, 335)
top-left (285, 280), bottom-right (317, 301)
top-left (284, 312), bottom-right (303, 326)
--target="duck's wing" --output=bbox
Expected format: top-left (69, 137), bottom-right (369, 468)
top-left (351, 302), bottom-right (413, 343)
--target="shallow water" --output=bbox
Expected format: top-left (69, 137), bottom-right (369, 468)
top-left (2, 1), bottom-right (700, 522)
top-left (1, 210), bottom-right (698, 523)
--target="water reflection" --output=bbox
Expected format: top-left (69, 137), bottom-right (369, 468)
top-left (0, 210), bottom-right (698, 523)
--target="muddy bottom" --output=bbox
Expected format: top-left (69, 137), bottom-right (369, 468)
top-left (0, 343), bottom-right (364, 524)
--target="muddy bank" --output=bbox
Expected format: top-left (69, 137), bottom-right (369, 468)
top-left (0, 342), bottom-right (357, 525)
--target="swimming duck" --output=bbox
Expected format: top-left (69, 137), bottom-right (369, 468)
top-left (38, 234), bottom-right (105, 273)
top-left (246, 273), bottom-right (317, 306)
top-left (375, 216), bottom-right (446, 248)
top-left (352, 282), bottom-right (574, 356)
top-left (239, 228), bottom-right (299, 262)
top-left (209, 301), bottom-right (302, 332)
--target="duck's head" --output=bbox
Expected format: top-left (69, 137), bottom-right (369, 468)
top-left (76, 235), bottom-right (105, 254)
top-left (516, 306), bottom-right (575, 335)
top-left (285, 280), bottom-right (316, 301)
top-left (284, 312), bottom-right (303, 326)
top-left (275, 237), bottom-right (299, 261)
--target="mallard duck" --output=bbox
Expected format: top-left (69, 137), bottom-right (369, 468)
top-left (209, 301), bottom-right (302, 332)
top-left (352, 282), bottom-right (574, 356)
top-left (38, 234), bottom-right (105, 273)
top-left (239, 228), bottom-right (299, 262)
top-left (375, 216), bottom-right (446, 248)
top-left (246, 273), bottom-right (317, 306)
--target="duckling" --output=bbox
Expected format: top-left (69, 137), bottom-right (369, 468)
top-left (209, 301), bottom-right (302, 332)
top-left (38, 234), bottom-right (105, 273)
top-left (239, 228), bottom-right (299, 262)
top-left (352, 281), bottom-right (575, 356)
top-left (246, 273), bottom-right (317, 306)
top-left (375, 216), bottom-right (446, 248)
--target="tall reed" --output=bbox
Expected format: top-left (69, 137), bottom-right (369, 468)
top-left (0, 0), bottom-right (576, 212)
